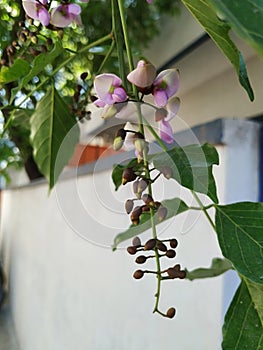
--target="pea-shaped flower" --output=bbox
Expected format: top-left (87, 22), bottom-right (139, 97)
top-left (153, 69), bottom-right (179, 107)
top-left (94, 73), bottom-right (127, 107)
top-left (155, 97), bottom-right (180, 144)
top-left (127, 60), bottom-right (156, 90)
top-left (50, 3), bottom-right (82, 28)
top-left (22, 0), bottom-right (50, 26)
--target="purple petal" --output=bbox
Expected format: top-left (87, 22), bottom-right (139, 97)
top-left (38, 7), bottom-right (50, 26)
top-left (127, 60), bottom-right (156, 88)
top-left (67, 4), bottom-right (82, 16)
top-left (22, 1), bottom-right (39, 20)
top-left (153, 89), bottom-right (168, 107)
top-left (112, 87), bottom-right (127, 103)
top-left (94, 74), bottom-right (123, 105)
top-left (159, 120), bottom-right (174, 144)
top-left (153, 69), bottom-right (179, 99)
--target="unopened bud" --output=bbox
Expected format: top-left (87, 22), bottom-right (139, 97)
top-left (130, 206), bottom-right (142, 225)
top-left (161, 166), bottom-right (173, 179)
top-left (166, 307), bottom-right (176, 319)
top-left (122, 167), bottom-right (137, 185)
top-left (166, 249), bottom-right (176, 258)
top-left (135, 255), bottom-right (147, 264)
top-left (127, 246), bottom-right (137, 255)
top-left (80, 72), bottom-right (88, 80)
top-left (127, 60), bottom-right (156, 89)
top-left (133, 269), bottom-right (144, 279)
top-left (157, 206), bottom-right (168, 222)
top-left (144, 238), bottom-right (156, 250)
top-left (132, 236), bottom-right (141, 247)
top-left (157, 241), bottom-right (167, 252)
top-left (170, 238), bottom-right (178, 249)
top-left (125, 200), bottom-right (134, 214)
top-left (113, 136), bottom-right (124, 151)
top-left (142, 194), bottom-right (154, 206)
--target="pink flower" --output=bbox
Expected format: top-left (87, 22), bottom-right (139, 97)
top-left (50, 3), bottom-right (82, 28)
top-left (22, 0), bottom-right (50, 26)
top-left (155, 97), bottom-right (180, 144)
top-left (127, 60), bottom-right (156, 89)
top-left (153, 69), bottom-right (179, 107)
top-left (94, 73), bottom-right (127, 107)
top-left (146, 0), bottom-right (153, 3)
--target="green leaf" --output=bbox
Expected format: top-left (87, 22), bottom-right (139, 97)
top-left (215, 202), bottom-right (263, 284)
top-left (245, 278), bottom-right (263, 327)
top-left (222, 280), bottom-right (263, 349)
top-left (10, 41), bottom-right (63, 103)
top-left (113, 197), bottom-right (188, 249)
top-left (181, 0), bottom-right (254, 101)
top-left (30, 85), bottom-right (79, 190)
top-left (185, 258), bottom-right (233, 281)
top-left (0, 59), bottom-right (30, 83)
top-left (152, 143), bottom-right (219, 203)
top-left (208, 0), bottom-right (263, 60)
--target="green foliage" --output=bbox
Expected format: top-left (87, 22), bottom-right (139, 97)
top-left (30, 85), bottom-right (79, 190)
top-left (185, 258), bottom-right (233, 281)
top-left (215, 202), bottom-right (263, 284)
top-left (222, 279), bottom-right (263, 349)
top-left (181, 0), bottom-right (254, 101)
top-left (153, 143), bottom-right (219, 203)
top-left (208, 0), bottom-right (263, 60)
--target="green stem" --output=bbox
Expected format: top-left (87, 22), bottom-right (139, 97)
top-left (112, 0), bottom-right (127, 88)
top-left (191, 191), bottom-right (216, 231)
top-left (97, 40), bottom-right (115, 75)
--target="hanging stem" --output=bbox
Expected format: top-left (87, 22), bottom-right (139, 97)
top-left (116, 0), bottom-right (162, 314)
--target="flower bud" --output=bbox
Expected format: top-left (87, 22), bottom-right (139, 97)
top-left (135, 255), bottom-right (147, 264)
top-left (167, 267), bottom-right (180, 279)
top-left (157, 206), bottom-right (168, 222)
top-left (127, 246), bottom-right (137, 255)
top-left (80, 72), bottom-right (88, 80)
top-left (157, 241), bottom-right (167, 252)
top-left (122, 167), bottom-right (137, 185)
top-left (166, 249), bottom-right (176, 258)
top-left (170, 238), bottom-right (178, 249)
top-left (132, 236), bottom-right (141, 247)
top-left (161, 166), bottom-right (173, 179)
top-left (125, 199), bottom-right (134, 214)
top-left (142, 194), bottom-right (154, 206)
top-left (127, 60), bottom-right (156, 89)
top-left (133, 269), bottom-right (144, 279)
top-left (113, 136), bottom-right (124, 151)
top-left (144, 238), bottom-right (156, 250)
top-left (130, 206), bottom-right (143, 225)
top-left (166, 307), bottom-right (176, 319)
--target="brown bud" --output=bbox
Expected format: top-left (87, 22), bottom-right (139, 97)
top-left (170, 239), bottom-right (178, 249)
top-left (127, 246), bottom-right (137, 255)
top-left (166, 307), bottom-right (176, 319)
top-left (125, 199), bottom-right (134, 214)
top-left (166, 249), bottom-right (176, 258)
top-left (133, 180), bottom-right (139, 196)
top-left (46, 38), bottom-right (53, 46)
top-left (161, 166), bottom-right (173, 179)
top-left (144, 238), bottom-right (156, 250)
top-left (133, 132), bottom-right (145, 140)
top-left (142, 194), bottom-right (154, 206)
top-left (133, 270), bottom-right (144, 279)
top-left (178, 270), bottom-right (186, 279)
top-left (157, 241), bottom-right (167, 252)
top-left (141, 205), bottom-right (150, 212)
top-left (167, 267), bottom-right (180, 279)
top-left (173, 264), bottom-right (181, 271)
top-left (135, 255), bottom-right (147, 264)
top-left (157, 206), bottom-right (168, 222)
top-left (80, 72), bottom-right (88, 80)
top-left (122, 167), bottom-right (137, 185)
top-left (132, 236), bottom-right (141, 247)
top-left (130, 206), bottom-right (142, 225)
top-left (137, 179), bottom-right (148, 194)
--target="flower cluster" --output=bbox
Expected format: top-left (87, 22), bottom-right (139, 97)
top-left (22, 0), bottom-right (88, 27)
top-left (93, 60), bottom-right (180, 145)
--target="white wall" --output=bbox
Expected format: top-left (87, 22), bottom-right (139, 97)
top-left (0, 119), bottom-right (259, 350)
